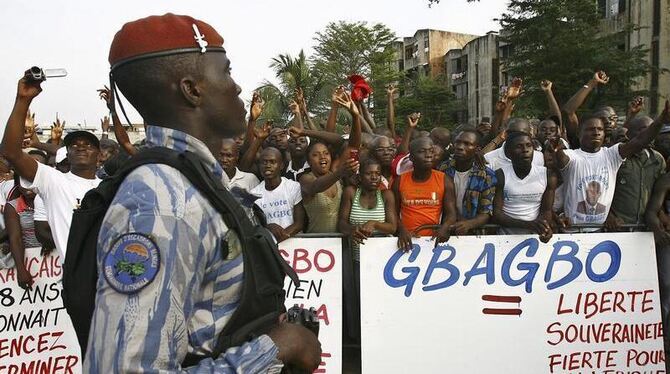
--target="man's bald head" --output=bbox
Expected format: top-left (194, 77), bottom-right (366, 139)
top-left (625, 115), bottom-right (653, 140)
top-left (261, 146), bottom-right (283, 161)
top-left (506, 118), bottom-right (532, 134)
top-left (430, 127), bottom-right (451, 148)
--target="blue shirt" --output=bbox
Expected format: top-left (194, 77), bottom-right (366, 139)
top-left (84, 125), bottom-right (283, 373)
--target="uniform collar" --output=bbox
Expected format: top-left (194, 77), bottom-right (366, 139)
top-left (145, 125), bottom-right (223, 178)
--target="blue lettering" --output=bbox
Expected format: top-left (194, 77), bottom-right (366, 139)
top-left (463, 243), bottom-right (495, 286)
top-left (501, 238), bottom-right (539, 293)
top-left (383, 244), bottom-right (421, 297)
top-left (422, 244), bottom-right (459, 292)
top-left (585, 240), bottom-right (621, 282)
top-left (545, 241), bottom-right (582, 290)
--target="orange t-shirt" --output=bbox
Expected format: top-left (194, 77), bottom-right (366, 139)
top-left (399, 170), bottom-right (445, 235)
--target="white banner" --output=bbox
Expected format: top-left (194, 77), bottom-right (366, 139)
top-left (0, 247), bottom-right (82, 373)
top-left (360, 233), bottom-right (665, 374)
top-left (280, 237), bottom-right (342, 374)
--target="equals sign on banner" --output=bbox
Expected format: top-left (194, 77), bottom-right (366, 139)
top-left (481, 295), bottom-right (522, 316)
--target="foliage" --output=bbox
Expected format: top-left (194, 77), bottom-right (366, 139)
top-left (255, 50), bottom-right (326, 126)
top-left (312, 21), bottom-right (401, 107)
top-left (393, 74), bottom-right (457, 130)
top-left (499, 0), bottom-right (653, 117)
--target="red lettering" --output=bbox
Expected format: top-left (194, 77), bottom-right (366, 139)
top-left (627, 291), bottom-right (643, 312)
top-left (314, 249), bottom-right (335, 272)
top-left (316, 304), bottom-right (330, 326)
top-left (292, 248), bottom-right (312, 274)
top-left (584, 292), bottom-right (599, 319)
top-left (613, 291), bottom-right (626, 312)
top-left (557, 293), bottom-right (573, 315)
top-left (642, 289), bottom-right (654, 313)
top-left (0, 338), bottom-right (7, 359)
top-left (313, 352), bottom-right (332, 374)
top-left (37, 332), bottom-right (50, 353)
top-left (22, 335), bottom-right (35, 354)
top-left (599, 291), bottom-right (613, 314)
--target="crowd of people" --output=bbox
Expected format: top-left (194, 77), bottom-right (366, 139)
top-left (2, 71), bottom-right (670, 284)
top-left (1, 13), bottom-right (670, 372)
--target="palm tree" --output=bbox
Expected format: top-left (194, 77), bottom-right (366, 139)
top-left (255, 50), bottom-right (327, 126)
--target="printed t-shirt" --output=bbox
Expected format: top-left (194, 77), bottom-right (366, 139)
top-left (561, 144), bottom-right (624, 225)
top-left (28, 162), bottom-right (101, 258)
top-left (398, 170), bottom-right (445, 235)
top-left (251, 177), bottom-right (302, 229)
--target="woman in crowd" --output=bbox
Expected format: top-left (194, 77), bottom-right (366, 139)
top-left (338, 157), bottom-right (397, 260)
top-left (3, 173), bottom-right (41, 289)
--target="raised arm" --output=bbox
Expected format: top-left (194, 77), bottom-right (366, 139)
top-left (98, 86), bottom-right (138, 156)
top-left (1, 72), bottom-right (41, 181)
top-left (289, 127), bottom-right (344, 149)
top-left (619, 100), bottom-right (670, 159)
top-left (299, 159), bottom-right (357, 201)
top-left (325, 86), bottom-right (343, 133)
top-left (333, 90), bottom-right (362, 156)
top-left (386, 84), bottom-right (397, 139)
top-left (398, 113), bottom-right (420, 155)
top-left (288, 100), bottom-right (304, 130)
top-left (357, 101), bottom-right (375, 134)
top-left (541, 80), bottom-right (563, 131)
top-left (623, 96), bottom-right (644, 128)
top-left (243, 92), bottom-right (265, 151)
top-left (239, 122), bottom-right (270, 172)
top-left (562, 71), bottom-right (609, 140)
top-left (296, 88), bottom-right (319, 131)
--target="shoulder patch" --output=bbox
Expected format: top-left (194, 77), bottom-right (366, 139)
top-left (103, 233), bottom-right (161, 294)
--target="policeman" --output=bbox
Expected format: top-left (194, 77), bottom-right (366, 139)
top-left (84, 14), bottom-right (320, 372)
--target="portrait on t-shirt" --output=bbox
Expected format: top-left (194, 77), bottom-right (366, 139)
top-left (576, 180), bottom-right (607, 216)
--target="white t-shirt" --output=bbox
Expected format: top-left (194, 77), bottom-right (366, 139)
top-left (33, 195), bottom-right (47, 221)
top-left (29, 163), bottom-right (101, 258)
top-left (485, 145), bottom-right (544, 171)
top-left (453, 170), bottom-right (469, 217)
top-left (0, 180), bottom-right (16, 230)
top-left (498, 164), bottom-right (547, 235)
top-left (222, 168), bottom-right (260, 193)
top-left (251, 177), bottom-right (302, 229)
top-left (561, 144), bottom-right (624, 225)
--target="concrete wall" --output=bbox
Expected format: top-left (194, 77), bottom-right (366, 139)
top-left (464, 33), bottom-right (500, 126)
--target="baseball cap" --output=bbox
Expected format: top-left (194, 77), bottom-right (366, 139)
top-left (63, 130), bottom-right (100, 149)
top-left (55, 147), bottom-right (68, 164)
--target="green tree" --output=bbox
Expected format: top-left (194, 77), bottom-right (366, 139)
top-left (394, 74), bottom-right (457, 130)
top-left (499, 0), bottom-right (652, 117)
top-left (312, 21), bottom-right (401, 111)
top-left (255, 50), bottom-right (326, 126)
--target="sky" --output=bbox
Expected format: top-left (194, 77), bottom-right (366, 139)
top-left (0, 0), bottom-right (508, 135)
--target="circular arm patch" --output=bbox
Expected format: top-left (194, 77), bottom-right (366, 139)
top-left (103, 233), bottom-right (161, 294)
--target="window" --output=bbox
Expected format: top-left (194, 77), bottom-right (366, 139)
top-left (618, 0), bottom-right (626, 13)
top-left (598, 0), bottom-right (607, 18)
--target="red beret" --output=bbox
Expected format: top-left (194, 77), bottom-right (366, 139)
top-left (109, 13), bottom-right (224, 70)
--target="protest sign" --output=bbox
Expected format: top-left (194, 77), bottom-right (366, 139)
top-left (0, 247), bottom-right (81, 373)
top-left (360, 233), bottom-right (665, 373)
top-left (280, 237), bottom-right (342, 374)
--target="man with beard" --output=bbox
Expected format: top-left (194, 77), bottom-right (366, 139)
top-left (443, 129), bottom-right (497, 235)
top-left (284, 133), bottom-right (310, 181)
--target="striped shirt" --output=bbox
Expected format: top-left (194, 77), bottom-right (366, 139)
top-left (349, 188), bottom-right (386, 261)
top-left (84, 126), bottom-right (282, 373)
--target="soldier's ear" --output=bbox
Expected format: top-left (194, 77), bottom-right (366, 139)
top-left (179, 76), bottom-right (202, 107)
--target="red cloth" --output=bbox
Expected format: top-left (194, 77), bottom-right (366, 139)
top-left (348, 74), bottom-right (372, 102)
top-left (109, 13), bottom-right (224, 66)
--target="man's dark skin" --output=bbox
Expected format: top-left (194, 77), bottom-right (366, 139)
top-left (104, 52), bottom-right (320, 369)
top-left (430, 127), bottom-right (451, 149)
top-left (450, 130), bottom-right (490, 234)
top-left (370, 136), bottom-right (395, 180)
top-left (287, 134), bottom-right (308, 173)
top-left (1, 72), bottom-right (99, 183)
top-left (493, 134), bottom-right (556, 242)
top-left (393, 137), bottom-right (457, 251)
top-left (549, 101), bottom-right (670, 170)
top-left (604, 116), bottom-right (658, 230)
top-left (258, 147), bottom-right (306, 242)
top-left (537, 119), bottom-right (559, 146)
top-left (218, 138), bottom-right (240, 179)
